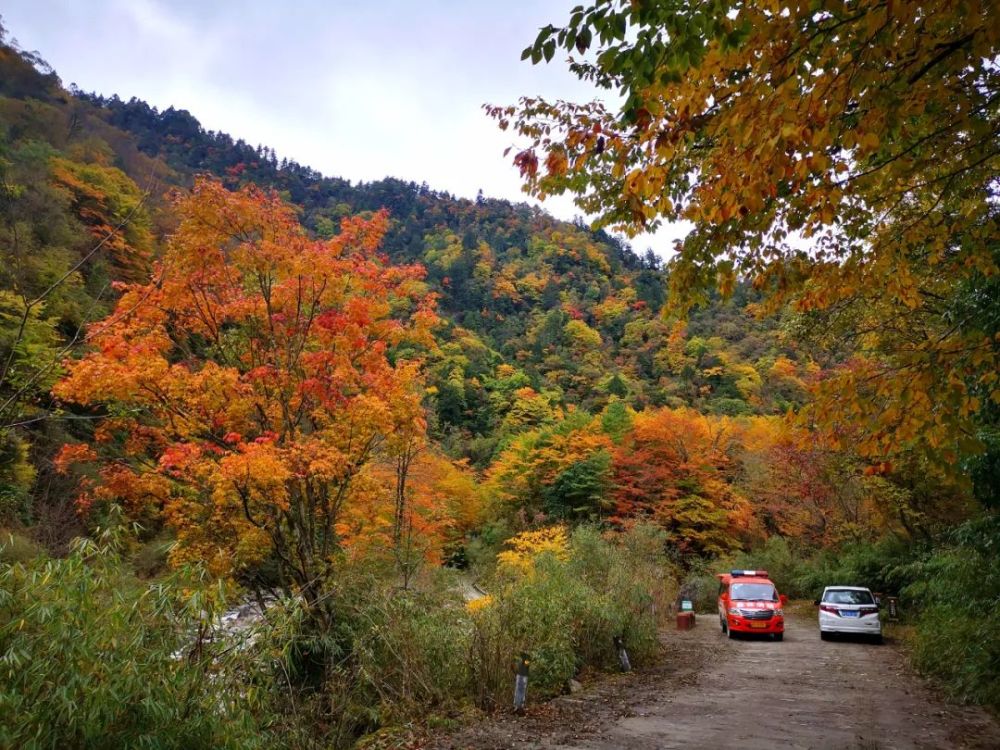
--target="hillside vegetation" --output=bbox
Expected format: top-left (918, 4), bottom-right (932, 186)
top-left (1, 6), bottom-right (998, 747)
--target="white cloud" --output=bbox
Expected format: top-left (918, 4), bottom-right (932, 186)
top-left (111, 0), bottom-right (190, 43)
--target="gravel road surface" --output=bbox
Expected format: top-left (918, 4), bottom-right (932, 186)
top-left (429, 612), bottom-right (1000, 750)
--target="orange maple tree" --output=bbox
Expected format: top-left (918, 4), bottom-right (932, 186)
top-left (612, 407), bottom-right (749, 557)
top-left (736, 418), bottom-right (860, 545)
top-left (54, 178), bottom-right (437, 623)
top-left (335, 448), bottom-right (482, 584)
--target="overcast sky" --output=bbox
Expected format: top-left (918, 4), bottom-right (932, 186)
top-left (3, 0), bottom-right (684, 256)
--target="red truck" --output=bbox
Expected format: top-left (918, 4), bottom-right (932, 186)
top-left (717, 569), bottom-right (788, 641)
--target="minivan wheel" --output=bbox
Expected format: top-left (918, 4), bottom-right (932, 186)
top-left (720, 618), bottom-right (727, 633)
top-left (773, 632), bottom-right (784, 642)
top-left (727, 626), bottom-right (737, 639)
top-left (820, 631), bottom-right (831, 641)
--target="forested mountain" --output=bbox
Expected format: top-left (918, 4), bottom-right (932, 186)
top-left (0, 24), bottom-right (816, 544)
top-left (77, 91), bottom-right (815, 424)
top-left (0, 17), bottom-right (977, 557)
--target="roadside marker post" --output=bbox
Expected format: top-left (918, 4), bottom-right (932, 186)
top-left (513, 653), bottom-right (530, 715)
top-left (614, 635), bottom-right (631, 672)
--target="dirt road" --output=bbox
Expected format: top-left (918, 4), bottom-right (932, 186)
top-left (430, 613), bottom-right (1000, 750)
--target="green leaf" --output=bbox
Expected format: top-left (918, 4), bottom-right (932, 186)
top-left (534, 24), bottom-right (554, 49)
top-left (543, 39), bottom-right (557, 63)
top-left (613, 14), bottom-right (627, 40)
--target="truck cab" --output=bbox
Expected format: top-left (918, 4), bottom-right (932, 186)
top-left (717, 570), bottom-right (787, 641)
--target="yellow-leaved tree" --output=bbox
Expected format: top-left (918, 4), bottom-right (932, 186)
top-left (490, 0), bottom-right (1000, 490)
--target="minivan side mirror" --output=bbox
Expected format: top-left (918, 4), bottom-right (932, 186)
top-left (780, 594), bottom-right (788, 606)
top-left (813, 599), bottom-right (820, 606)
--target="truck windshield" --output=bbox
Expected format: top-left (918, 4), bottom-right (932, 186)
top-left (823, 589), bottom-right (874, 605)
top-left (730, 583), bottom-right (777, 601)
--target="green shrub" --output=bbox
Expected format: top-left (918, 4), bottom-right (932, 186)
top-left (334, 571), bottom-right (472, 735)
top-left (469, 524), bottom-right (669, 710)
top-left (678, 540), bottom-right (801, 613)
top-left (0, 529), bottom-right (45, 564)
top-left (787, 536), bottom-right (917, 600)
top-left (0, 524), bottom-right (672, 748)
top-left (132, 530), bottom-right (175, 578)
top-left (698, 535), bottom-right (917, 602)
top-left (569, 523), bottom-right (670, 662)
top-left (464, 517), bottom-right (513, 575)
top-left (251, 564), bottom-right (474, 749)
top-left (903, 516), bottom-right (1000, 707)
top-left (0, 536), bottom-right (273, 750)
top-left (236, 534), bottom-right (669, 745)
top-left (679, 560), bottom-right (723, 613)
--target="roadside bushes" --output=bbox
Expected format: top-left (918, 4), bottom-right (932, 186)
top-left (0, 523), bottom-right (674, 748)
top-left (682, 535), bottom-right (919, 606)
top-left (469, 523), bottom-right (671, 710)
top-left (0, 536), bottom-right (273, 750)
top-left (786, 536), bottom-right (918, 600)
top-left (679, 561), bottom-right (724, 613)
top-left (679, 537), bottom-right (811, 612)
top-left (248, 524), bottom-right (671, 747)
top-left (902, 515), bottom-right (1000, 708)
top-left (242, 566), bottom-right (472, 749)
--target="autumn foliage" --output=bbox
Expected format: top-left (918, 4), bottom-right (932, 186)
top-left (5, 12), bottom-right (1000, 741)
top-left (54, 179), bottom-right (438, 619)
top-left (336, 448), bottom-right (483, 576)
top-left (495, 0), bottom-right (1000, 475)
top-left (612, 408), bottom-right (749, 557)
top-left (496, 524), bottom-right (569, 575)
top-left (486, 413), bottom-right (613, 520)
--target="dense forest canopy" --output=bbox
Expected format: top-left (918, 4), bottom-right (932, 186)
top-left (0, 1), bottom-right (990, 601)
top-left (0, 21), bottom-right (833, 550)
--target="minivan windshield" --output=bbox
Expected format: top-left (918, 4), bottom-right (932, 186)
top-left (823, 589), bottom-right (875, 605)
top-left (730, 583), bottom-right (777, 601)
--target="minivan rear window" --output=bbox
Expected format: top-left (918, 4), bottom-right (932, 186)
top-left (823, 589), bottom-right (874, 605)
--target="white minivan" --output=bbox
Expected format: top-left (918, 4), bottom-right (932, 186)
top-left (815, 586), bottom-right (882, 643)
